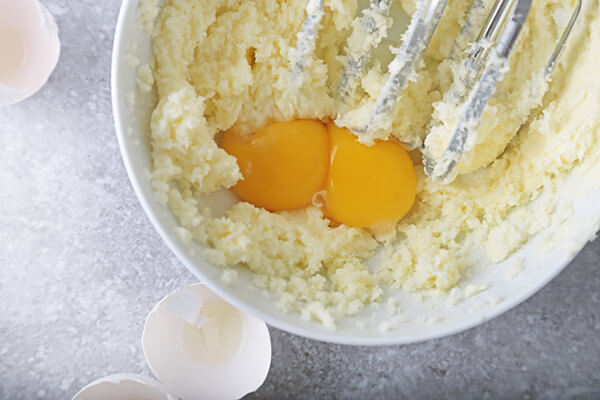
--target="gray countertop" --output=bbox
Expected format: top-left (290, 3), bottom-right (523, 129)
top-left (1, 1), bottom-right (599, 399)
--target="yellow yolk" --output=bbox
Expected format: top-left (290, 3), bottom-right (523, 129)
top-left (221, 119), bottom-right (417, 229)
top-left (221, 120), bottom-right (329, 212)
top-left (324, 123), bottom-right (417, 229)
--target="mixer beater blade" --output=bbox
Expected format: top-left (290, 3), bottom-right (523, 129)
top-left (289, 0), bottom-right (582, 180)
top-left (424, 0), bottom-right (582, 181)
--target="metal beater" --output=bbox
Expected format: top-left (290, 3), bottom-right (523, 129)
top-left (289, 0), bottom-right (582, 180)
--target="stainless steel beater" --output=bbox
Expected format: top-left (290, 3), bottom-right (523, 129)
top-left (424, 0), bottom-right (582, 180)
top-left (289, 0), bottom-right (582, 180)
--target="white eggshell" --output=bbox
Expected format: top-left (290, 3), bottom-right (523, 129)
top-left (0, 0), bottom-right (60, 105)
top-left (71, 373), bottom-right (176, 400)
top-left (142, 283), bottom-right (272, 400)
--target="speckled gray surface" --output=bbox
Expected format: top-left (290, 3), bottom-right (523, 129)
top-left (0, 1), bottom-right (599, 399)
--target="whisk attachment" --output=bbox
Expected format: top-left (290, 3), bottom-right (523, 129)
top-left (424, 0), bottom-right (582, 181)
top-left (544, 0), bottom-right (581, 77)
top-left (289, 0), bottom-right (582, 181)
top-left (336, 0), bottom-right (393, 102)
top-left (289, 0), bottom-right (325, 86)
top-left (352, 0), bottom-right (449, 140)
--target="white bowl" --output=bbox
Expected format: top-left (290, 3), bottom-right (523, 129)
top-left (111, 0), bottom-right (600, 345)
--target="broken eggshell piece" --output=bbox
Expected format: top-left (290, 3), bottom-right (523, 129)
top-left (0, 0), bottom-right (60, 105)
top-left (71, 373), bottom-right (176, 400)
top-left (142, 283), bottom-right (272, 400)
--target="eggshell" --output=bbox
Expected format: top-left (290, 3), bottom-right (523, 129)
top-left (0, 0), bottom-right (60, 105)
top-left (71, 373), bottom-right (176, 400)
top-left (142, 283), bottom-right (272, 400)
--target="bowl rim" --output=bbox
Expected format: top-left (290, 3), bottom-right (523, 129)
top-left (110, 0), bottom-right (578, 346)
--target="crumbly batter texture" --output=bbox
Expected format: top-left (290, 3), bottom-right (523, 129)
top-left (144, 0), bottom-right (600, 327)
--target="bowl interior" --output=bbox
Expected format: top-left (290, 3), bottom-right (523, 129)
top-left (111, 0), bottom-right (600, 345)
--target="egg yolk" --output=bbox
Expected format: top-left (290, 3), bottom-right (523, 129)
top-left (221, 119), bottom-right (417, 229)
top-left (221, 120), bottom-right (329, 212)
top-left (324, 123), bottom-right (417, 229)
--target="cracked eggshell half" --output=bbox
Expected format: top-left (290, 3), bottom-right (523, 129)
top-left (0, 0), bottom-right (60, 105)
top-left (142, 283), bottom-right (272, 400)
top-left (71, 373), bottom-right (176, 400)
